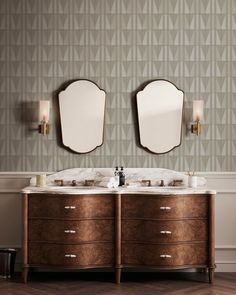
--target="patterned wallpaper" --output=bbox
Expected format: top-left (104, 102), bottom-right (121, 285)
top-left (0, 0), bottom-right (235, 172)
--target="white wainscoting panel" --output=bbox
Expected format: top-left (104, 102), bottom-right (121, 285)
top-left (0, 172), bottom-right (235, 272)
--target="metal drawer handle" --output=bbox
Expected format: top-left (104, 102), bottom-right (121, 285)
top-left (160, 254), bottom-right (172, 258)
top-left (160, 230), bottom-right (172, 234)
top-left (64, 206), bottom-right (76, 209)
top-left (65, 254), bottom-right (77, 258)
top-left (160, 206), bottom-right (171, 210)
top-left (64, 230), bottom-right (76, 234)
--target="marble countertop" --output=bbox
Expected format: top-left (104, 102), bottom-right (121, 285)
top-left (24, 168), bottom-right (216, 195)
top-left (21, 185), bottom-right (216, 195)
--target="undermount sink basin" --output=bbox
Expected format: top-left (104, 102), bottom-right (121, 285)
top-left (159, 186), bottom-right (186, 189)
top-left (123, 186), bottom-right (189, 194)
top-left (34, 185), bottom-right (190, 195)
top-left (134, 186), bottom-right (186, 190)
top-left (43, 186), bottom-right (95, 190)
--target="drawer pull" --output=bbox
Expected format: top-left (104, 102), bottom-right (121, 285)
top-left (160, 206), bottom-right (171, 210)
top-left (160, 230), bottom-right (172, 235)
top-left (160, 254), bottom-right (172, 258)
top-left (64, 230), bottom-right (76, 234)
top-left (64, 206), bottom-right (76, 209)
top-left (65, 254), bottom-right (77, 258)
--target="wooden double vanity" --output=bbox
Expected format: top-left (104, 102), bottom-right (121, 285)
top-left (22, 187), bottom-right (215, 284)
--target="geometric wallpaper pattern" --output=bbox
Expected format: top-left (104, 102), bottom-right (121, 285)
top-left (0, 0), bottom-right (236, 171)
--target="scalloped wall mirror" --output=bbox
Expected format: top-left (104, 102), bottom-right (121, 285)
top-left (59, 80), bottom-right (106, 153)
top-left (137, 80), bottom-right (184, 154)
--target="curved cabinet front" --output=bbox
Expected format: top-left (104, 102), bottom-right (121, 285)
top-left (122, 243), bottom-right (207, 267)
top-left (28, 194), bottom-right (114, 219)
top-left (120, 193), bottom-right (215, 284)
top-left (122, 219), bottom-right (207, 243)
top-left (121, 195), bottom-right (208, 219)
top-left (22, 192), bottom-right (215, 284)
top-left (29, 243), bottom-right (114, 267)
top-left (29, 219), bottom-right (114, 243)
top-left (22, 193), bottom-right (115, 283)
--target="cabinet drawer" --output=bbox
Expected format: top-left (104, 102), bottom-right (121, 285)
top-left (122, 219), bottom-right (207, 243)
top-left (28, 194), bottom-right (114, 219)
top-left (122, 195), bottom-right (208, 219)
top-left (29, 219), bottom-right (114, 243)
top-left (122, 243), bottom-right (207, 267)
top-left (29, 243), bottom-right (114, 266)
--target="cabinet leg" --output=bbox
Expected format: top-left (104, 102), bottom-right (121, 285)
top-left (22, 267), bottom-right (29, 283)
top-left (115, 268), bottom-right (121, 284)
top-left (208, 268), bottom-right (214, 284)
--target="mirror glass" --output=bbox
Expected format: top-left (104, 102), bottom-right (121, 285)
top-left (137, 80), bottom-right (184, 154)
top-left (59, 80), bottom-right (106, 153)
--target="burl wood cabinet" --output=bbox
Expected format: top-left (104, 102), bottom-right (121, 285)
top-left (22, 193), bottom-right (215, 284)
top-left (22, 194), bottom-right (115, 283)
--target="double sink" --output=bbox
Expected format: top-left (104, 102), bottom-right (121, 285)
top-left (37, 185), bottom-right (188, 194)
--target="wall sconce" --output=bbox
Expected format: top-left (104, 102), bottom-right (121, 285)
top-left (39, 100), bottom-right (50, 135)
top-left (191, 100), bottom-right (204, 136)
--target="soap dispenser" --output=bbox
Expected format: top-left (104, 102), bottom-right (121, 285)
top-left (119, 166), bottom-right (125, 186)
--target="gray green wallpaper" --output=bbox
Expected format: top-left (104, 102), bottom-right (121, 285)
top-left (0, 0), bottom-right (235, 171)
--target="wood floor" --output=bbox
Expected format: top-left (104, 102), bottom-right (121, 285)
top-left (0, 272), bottom-right (236, 295)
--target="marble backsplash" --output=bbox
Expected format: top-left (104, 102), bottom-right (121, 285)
top-left (30, 168), bottom-right (206, 187)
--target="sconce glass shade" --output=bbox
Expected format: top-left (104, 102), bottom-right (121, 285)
top-left (39, 100), bottom-right (50, 123)
top-left (193, 100), bottom-right (204, 121)
top-left (38, 100), bottom-right (50, 135)
top-left (191, 100), bottom-right (203, 136)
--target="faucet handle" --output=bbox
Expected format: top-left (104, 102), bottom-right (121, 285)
top-left (141, 180), bottom-right (151, 187)
top-left (71, 180), bottom-right (76, 186)
top-left (159, 180), bottom-right (164, 187)
top-left (54, 179), bottom-right (64, 186)
top-left (171, 179), bottom-right (183, 187)
top-left (84, 179), bottom-right (95, 186)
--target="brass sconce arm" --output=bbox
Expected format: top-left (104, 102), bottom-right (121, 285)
top-left (39, 121), bottom-right (50, 135)
top-left (191, 119), bottom-right (201, 136)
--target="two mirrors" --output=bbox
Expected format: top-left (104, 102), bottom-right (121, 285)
top-left (59, 80), bottom-right (184, 154)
